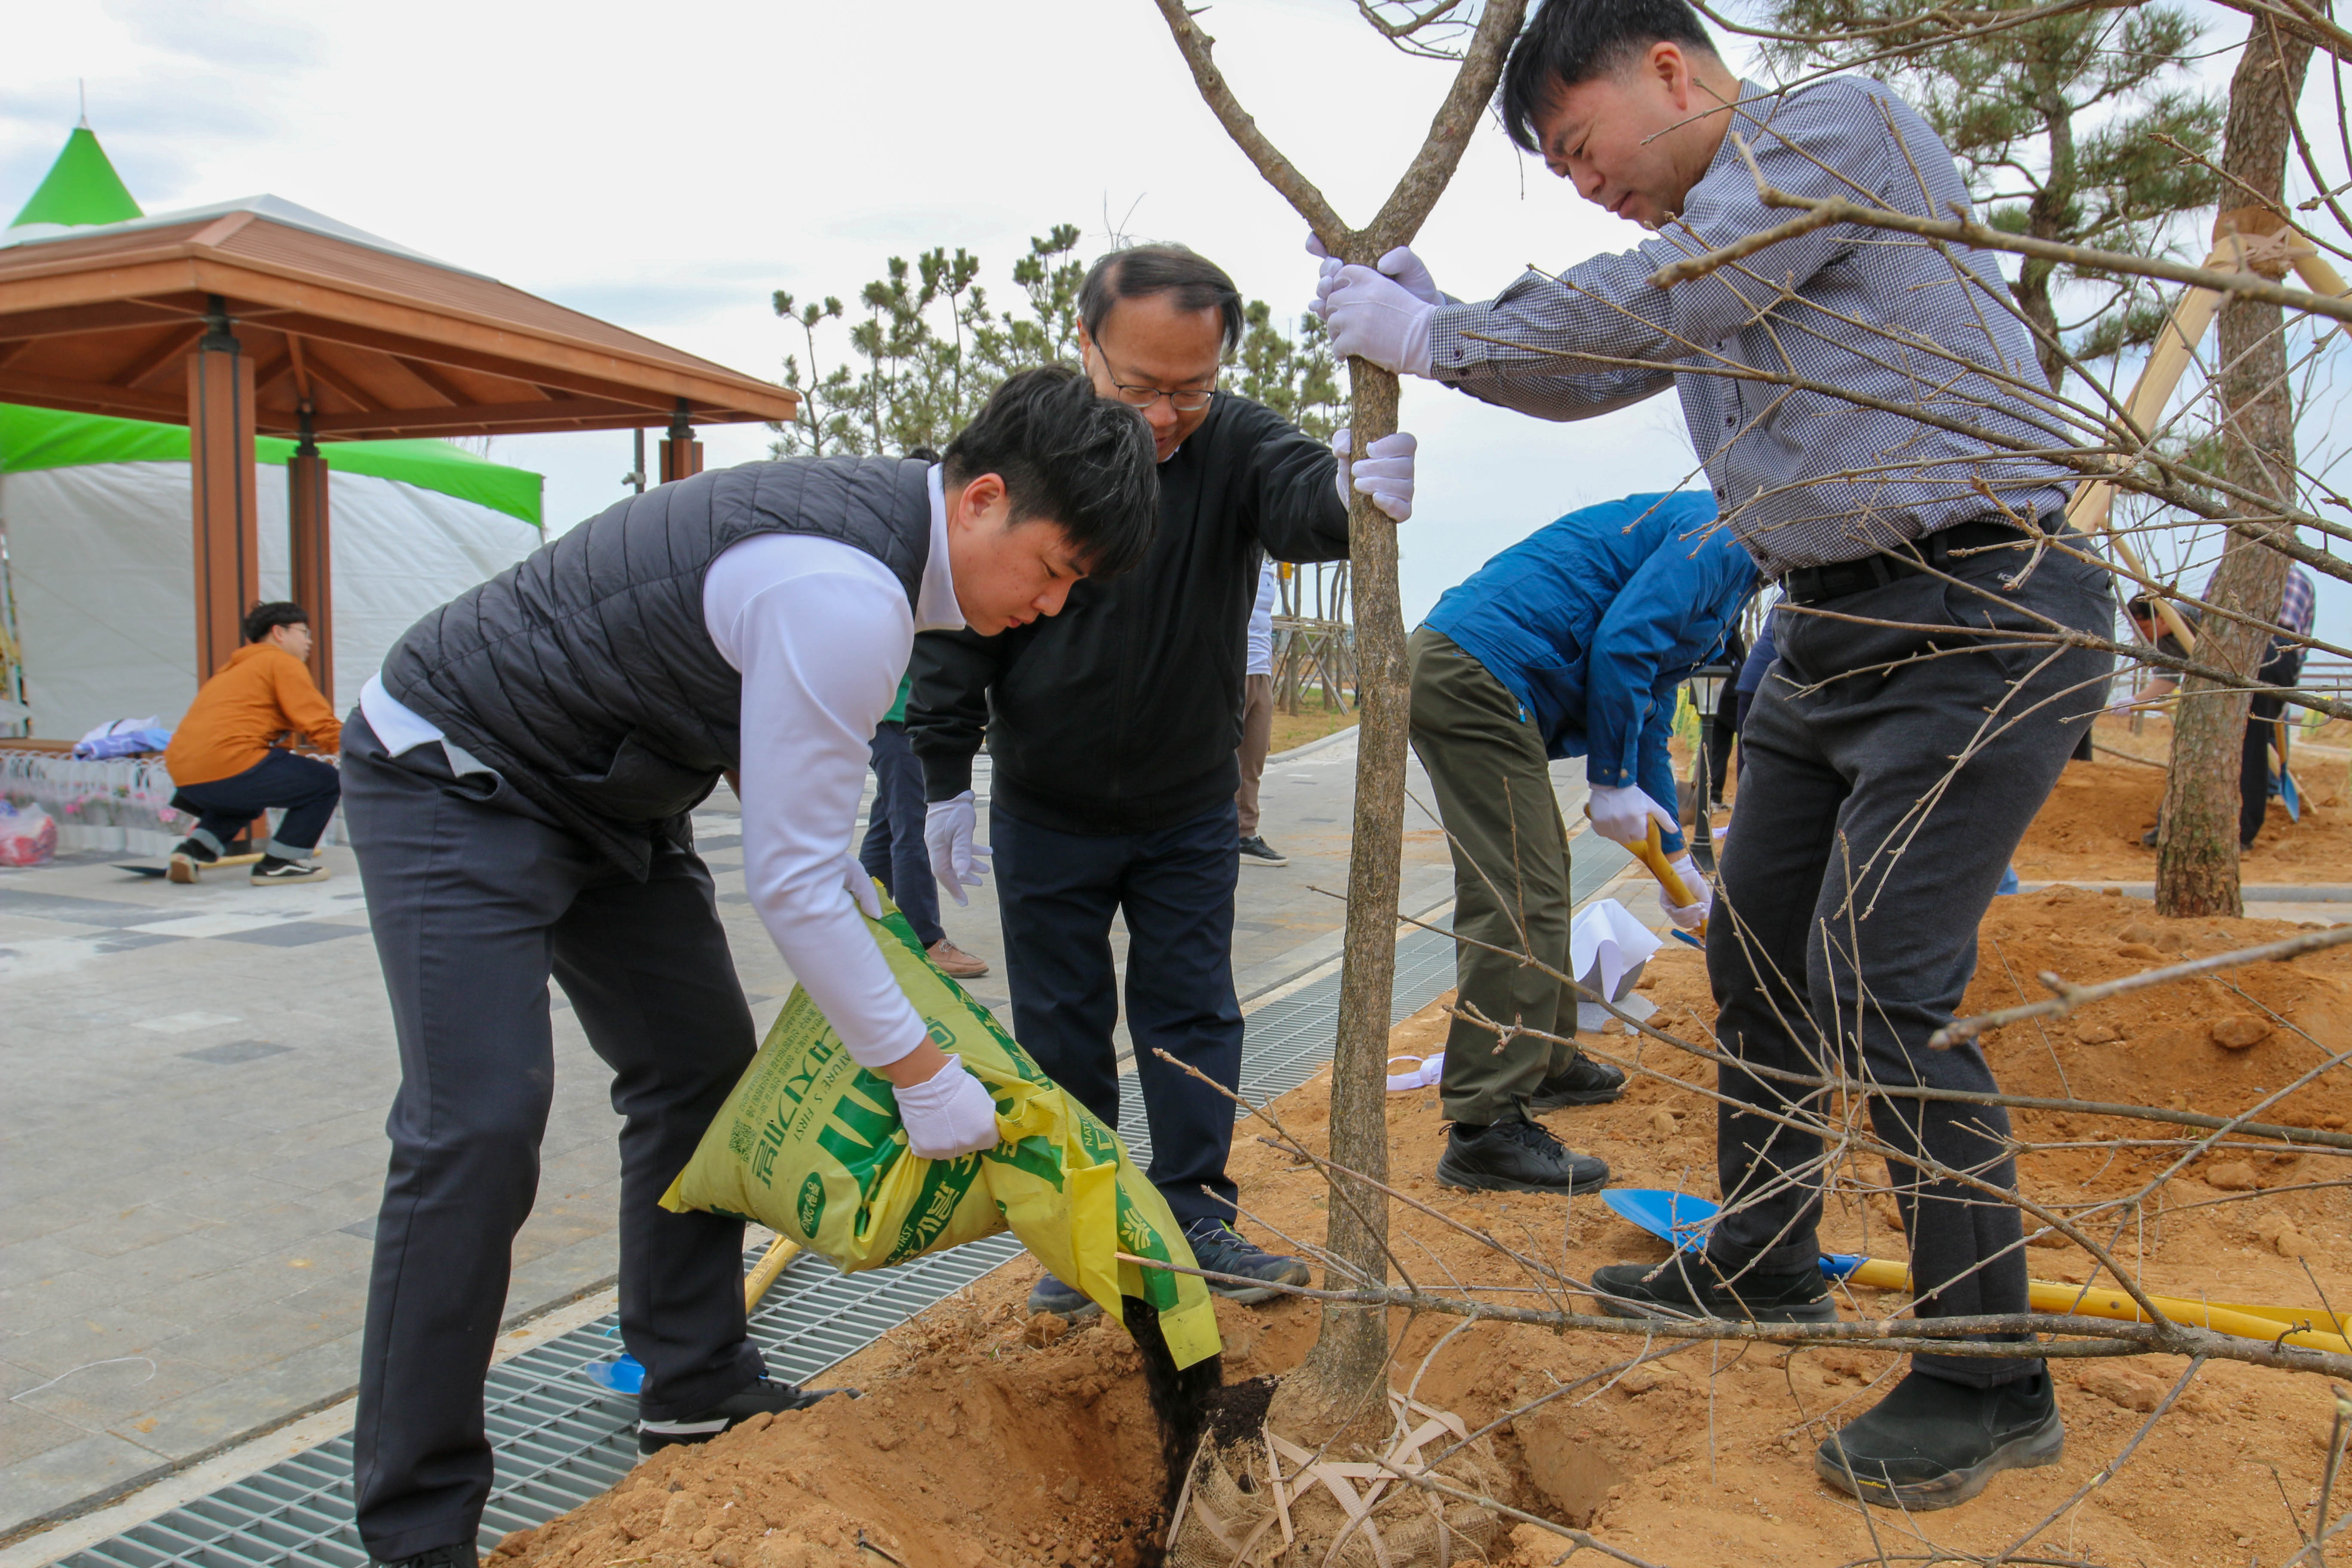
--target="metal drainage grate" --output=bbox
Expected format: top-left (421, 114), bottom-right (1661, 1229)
top-left (56, 838), bottom-right (1637, 1568)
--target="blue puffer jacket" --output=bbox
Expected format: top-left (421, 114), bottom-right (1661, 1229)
top-left (1422, 493), bottom-right (1756, 851)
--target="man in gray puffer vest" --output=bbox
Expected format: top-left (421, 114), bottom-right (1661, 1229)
top-left (340, 368), bottom-right (1157, 1568)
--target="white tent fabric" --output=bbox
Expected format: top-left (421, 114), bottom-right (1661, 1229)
top-left (2, 459), bottom-right (536, 736)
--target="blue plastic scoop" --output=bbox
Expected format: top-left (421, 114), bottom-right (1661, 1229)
top-left (1600, 1187), bottom-right (1866, 1280)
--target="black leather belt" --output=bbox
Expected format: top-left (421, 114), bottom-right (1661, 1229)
top-left (1779, 519), bottom-right (2049, 605)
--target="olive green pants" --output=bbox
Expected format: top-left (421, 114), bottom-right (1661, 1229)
top-left (1407, 627), bottom-right (1580, 1125)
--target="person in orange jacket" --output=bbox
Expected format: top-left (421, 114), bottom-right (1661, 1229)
top-left (162, 601), bottom-right (342, 884)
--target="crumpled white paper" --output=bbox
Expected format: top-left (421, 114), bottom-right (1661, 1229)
top-left (1571, 898), bottom-right (1663, 1032)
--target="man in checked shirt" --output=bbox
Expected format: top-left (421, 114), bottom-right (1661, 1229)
top-left (1318, 0), bottom-right (2113, 1513)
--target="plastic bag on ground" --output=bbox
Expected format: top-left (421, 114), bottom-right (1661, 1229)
top-left (0, 803), bottom-right (58, 866)
top-left (662, 895), bottom-right (1221, 1371)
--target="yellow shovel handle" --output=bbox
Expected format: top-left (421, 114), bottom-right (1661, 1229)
top-left (1841, 1257), bottom-right (2352, 1354)
top-left (744, 1234), bottom-right (801, 1314)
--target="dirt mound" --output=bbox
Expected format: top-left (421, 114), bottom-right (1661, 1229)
top-left (506, 889), bottom-right (2352, 1568)
top-left (2014, 750), bottom-right (2352, 884)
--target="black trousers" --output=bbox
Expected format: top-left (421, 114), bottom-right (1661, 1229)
top-left (990, 800), bottom-right (1243, 1230)
top-left (859, 721), bottom-right (944, 947)
top-left (2243, 693), bottom-right (2285, 845)
top-left (1707, 546), bottom-right (2112, 1388)
top-left (170, 748), bottom-right (342, 857)
top-left (341, 717), bottom-right (762, 1559)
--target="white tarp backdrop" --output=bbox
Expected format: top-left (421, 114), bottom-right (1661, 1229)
top-left (2, 460), bottom-right (537, 736)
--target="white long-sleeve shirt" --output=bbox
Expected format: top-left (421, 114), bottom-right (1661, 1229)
top-left (1246, 560), bottom-right (1278, 677)
top-left (361, 466), bottom-right (962, 1069)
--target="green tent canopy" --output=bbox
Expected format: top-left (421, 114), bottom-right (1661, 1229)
top-left (0, 403), bottom-right (542, 528)
top-left (9, 125), bottom-right (141, 230)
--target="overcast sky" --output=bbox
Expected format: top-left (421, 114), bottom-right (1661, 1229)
top-left (6, 0), bottom-right (2345, 649)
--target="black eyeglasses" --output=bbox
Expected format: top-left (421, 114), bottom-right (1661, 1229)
top-left (1090, 341), bottom-right (1217, 412)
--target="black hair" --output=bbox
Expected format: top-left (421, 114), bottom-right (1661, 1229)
top-left (942, 365), bottom-right (1159, 578)
top-left (243, 600), bottom-right (309, 644)
top-left (1500, 0), bottom-right (1720, 153)
top-left (1078, 245), bottom-right (1244, 356)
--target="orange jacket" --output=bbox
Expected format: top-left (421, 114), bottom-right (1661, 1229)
top-left (164, 643), bottom-right (343, 786)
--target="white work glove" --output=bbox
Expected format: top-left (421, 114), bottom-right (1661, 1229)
top-left (1330, 429), bottom-right (1419, 523)
top-left (1321, 263), bottom-right (1436, 377)
top-left (1585, 783), bottom-right (1679, 848)
top-left (840, 858), bottom-right (882, 920)
top-left (924, 789), bottom-right (992, 907)
top-left (893, 1055), bottom-right (1000, 1160)
top-left (1660, 854), bottom-right (1712, 933)
top-left (1306, 235), bottom-right (1442, 317)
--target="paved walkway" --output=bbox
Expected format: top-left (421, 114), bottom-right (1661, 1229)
top-left (0, 727), bottom-right (1512, 1540)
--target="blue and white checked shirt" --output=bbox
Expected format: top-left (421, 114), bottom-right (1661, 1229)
top-left (1427, 76), bottom-right (2073, 578)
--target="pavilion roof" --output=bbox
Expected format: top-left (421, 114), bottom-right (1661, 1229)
top-left (0, 196), bottom-right (798, 438)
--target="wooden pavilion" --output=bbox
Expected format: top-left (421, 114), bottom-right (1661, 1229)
top-left (0, 173), bottom-right (798, 695)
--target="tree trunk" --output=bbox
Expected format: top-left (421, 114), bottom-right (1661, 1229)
top-left (2155, 19), bottom-right (2312, 917)
top-left (1267, 364), bottom-right (1404, 1443)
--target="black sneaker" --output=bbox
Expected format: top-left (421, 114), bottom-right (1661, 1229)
top-left (372, 1546), bottom-right (474, 1568)
top-left (1527, 1054), bottom-right (1626, 1110)
top-left (637, 1375), bottom-right (854, 1454)
top-left (1435, 1113), bottom-right (1610, 1194)
top-left (1182, 1219), bottom-right (1311, 1303)
top-left (250, 855), bottom-right (328, 885)
top-left (167, 838), bottom-right (218, 884)
top-left (1588, 1251), bottom-right (1835, 1323)
top-left (1238, 836), bottom-right (1288, 867)
top-left (1816, 1368), bottom-right (2064, 1510)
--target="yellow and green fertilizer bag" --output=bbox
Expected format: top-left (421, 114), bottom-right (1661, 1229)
top-left (661, 897), bottom-right (1222, 1373)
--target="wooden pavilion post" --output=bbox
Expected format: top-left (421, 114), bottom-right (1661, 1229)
top-left (658, 401), bottom-right (703, 484)
top-left (288, 408), bottom-right (333, 701)
top-left (187, 297), bottom-right (257, 680)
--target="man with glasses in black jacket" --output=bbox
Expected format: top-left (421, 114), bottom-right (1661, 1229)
top-left (910, 245), bottom-right (1418, 1317)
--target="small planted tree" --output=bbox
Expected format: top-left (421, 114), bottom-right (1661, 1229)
top-left (1150, 0), bottom-right (1525, 1461)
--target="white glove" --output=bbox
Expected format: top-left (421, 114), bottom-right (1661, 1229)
top-left (1322, 264), bottom-right (1436, 377)
top-left (893, 1055), bottom-right (1000, 1160)
top-left (1331, 429), bottom-right (1418, 523)
top-left (1660, 853), bottom-right (1712, 933)
top-left (924, 790), bottom-right (992, 907)
top-left (840, 858), bottom-right (882, 920)
top-left (1585, 783), bottom-right (1678, 847)
top-left (1307, 236), bottom-right (1441, 315)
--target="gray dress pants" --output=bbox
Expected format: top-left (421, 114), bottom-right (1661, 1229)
top-left (341, 717), bottom-right (763, 1559)
top-left (1706, 543), bottom-right (2112, 1388)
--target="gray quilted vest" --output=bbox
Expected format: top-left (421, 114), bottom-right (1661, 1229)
top-left (381, 455), bottom-right (932, 876)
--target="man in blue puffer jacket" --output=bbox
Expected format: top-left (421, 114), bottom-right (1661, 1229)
top-left (1411, 490), bottom-right (1755, 1193)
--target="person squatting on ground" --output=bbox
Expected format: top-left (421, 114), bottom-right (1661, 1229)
top-left (1236, 557), bottom-right (1286, 867)
top-left (1411, 491), bottom-right (1753, 1197)
top-left (164, 600), bottom-right (342, 885)
top-left (909, 244), bottom-right (1418, 1319)
top-left (1317, 0), bottom-right (2114, 1512)
top-left (861, 671), bottom-right (989, 978)
top-left (339, 368), bottom-right (1159, 1568)
top-left (2125, 564), bottom-right (2314, 851)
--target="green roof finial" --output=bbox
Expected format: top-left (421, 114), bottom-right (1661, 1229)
top-left (9, 118), bottom-right (143, 231)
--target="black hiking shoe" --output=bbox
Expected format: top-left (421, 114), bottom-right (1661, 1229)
top-left (1528, 1054), bottom-right (1626, 1110)
top-left (372, 1545), bottom-right (475, 1568)
top-left (250, 854), bottom-right (328, 884)
top-left (1237, 836), bottom-right (1289, 867)
top-left (1435, 1112), bottom-right (1610, 1194)
top-left (1815, 1368), bottom-right (2064, 1510)
top-left (1589, 1252), bottom-right (1836, 1323)
top-left (1026, 1273), bottom-right (1104, 1321)
top-left (167, 838), bottom-right (218, 884)
top-left (637, 1376), bottom-right (855, 1454)
top-left (1182, 1219), bottom-right (1311, 1303)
